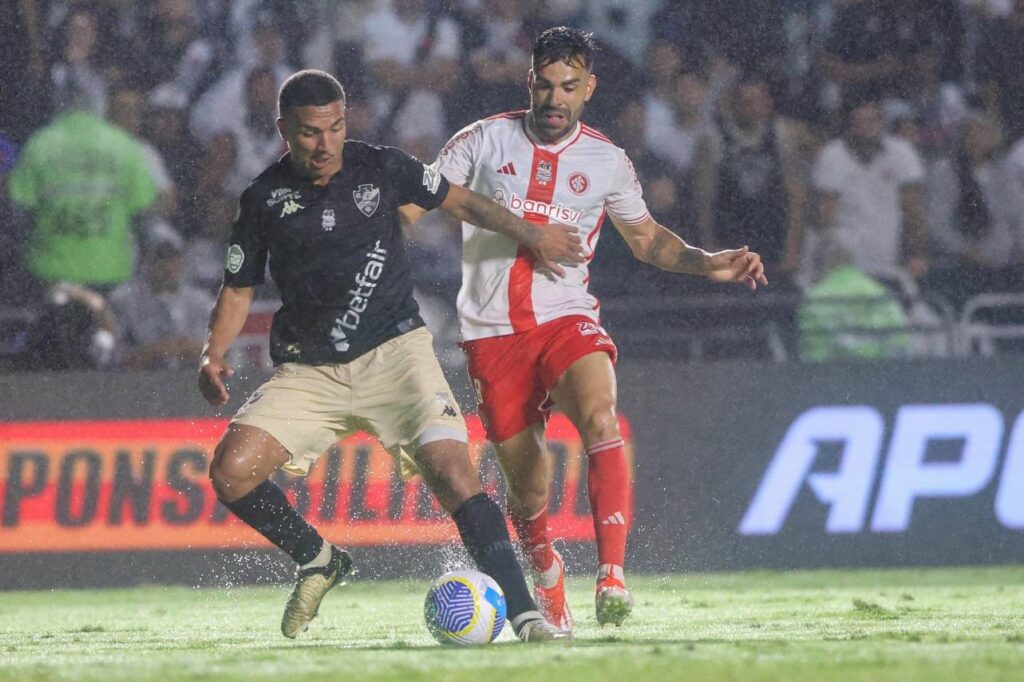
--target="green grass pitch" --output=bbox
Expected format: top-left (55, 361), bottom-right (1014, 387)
top-left (2, 566), bottom-right (1023, 681)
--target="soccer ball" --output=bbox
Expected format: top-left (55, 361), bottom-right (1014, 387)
top-left (424, 570), bottom-right (507, 645)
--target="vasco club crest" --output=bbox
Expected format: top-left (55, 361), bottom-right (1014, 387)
top-left (353, 184), bottom-right (380, 217)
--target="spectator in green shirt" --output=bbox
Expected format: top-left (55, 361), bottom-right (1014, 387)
top-left (799, 239), bottom-right (911, 361)
top-left (8, 91), bottom-right (157, 290)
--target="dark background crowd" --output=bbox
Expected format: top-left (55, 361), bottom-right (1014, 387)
top-left (2, 0), bottom-right (1024, 371)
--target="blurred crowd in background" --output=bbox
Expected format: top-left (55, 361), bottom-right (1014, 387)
top-left (2, 0), bottom-right (1024, 371)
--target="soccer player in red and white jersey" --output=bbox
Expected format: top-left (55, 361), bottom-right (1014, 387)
top-left (410, 27), bottom-right (768, 630)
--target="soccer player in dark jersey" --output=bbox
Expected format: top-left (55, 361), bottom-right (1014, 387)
top-left (197, 70), bottom-right (584, 641)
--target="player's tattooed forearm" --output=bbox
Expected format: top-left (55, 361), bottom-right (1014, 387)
top-left (644, 231), bottom-right (672, 265)
top-left (672, 247), bottom-right (703, 273)
top-left (645, 231), bottom-right (701, 273)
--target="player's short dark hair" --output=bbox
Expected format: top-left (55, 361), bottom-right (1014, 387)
top-left (278, 70), bottom-right (345, 116)
top-left (532, 26), bottom-right (597, 71)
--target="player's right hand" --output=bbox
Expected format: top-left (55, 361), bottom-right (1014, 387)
top-left (705, 246), bottom-right (769, 290)
top-left (198, 354), bottom-right (234, 407)
top-left (534, 222), bottom-right (586, 278)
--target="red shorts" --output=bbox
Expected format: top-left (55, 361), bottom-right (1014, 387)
top-left (460, 315), bottom-right (618, 443)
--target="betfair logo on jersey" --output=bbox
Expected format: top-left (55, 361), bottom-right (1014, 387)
top-left (280, 199), bottom-right (304, 217)
top-left (329, 239), bottom-right (388, 351)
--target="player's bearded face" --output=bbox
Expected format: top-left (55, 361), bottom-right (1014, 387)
top-left (278, 101), bottom-right (346, 184)
top-left (528, 59), bottom-right (596, 143)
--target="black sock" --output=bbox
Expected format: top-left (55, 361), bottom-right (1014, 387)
top-left (223, 480), bottom-right (324, 566)
top-left (452, 493), bottom-right (537, 621)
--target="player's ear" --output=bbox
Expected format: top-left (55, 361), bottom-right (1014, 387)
top-left (276, 116), bottom-right (287, 142)
top-left (585, 73), bottom-right (597, 102)
top-left (527, 69), bottom-right (535, 93)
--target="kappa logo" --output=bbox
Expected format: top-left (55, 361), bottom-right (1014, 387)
top-left (322, 208), bottom-right (336, 231)
top-left (739, 403), bottom-right (1024, 536)
top-left (535, 159), bottom-right (553, 185)
top-left (433, 391), bottom-right (459, 418)
top-left (422, 165), bottom-right (442, 194)
top-left (353, 183), bottom-right (380, 217)
top-left (280, 199), bottom-right (304, 217)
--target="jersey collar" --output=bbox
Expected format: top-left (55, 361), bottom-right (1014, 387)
top-left (521, 116), bottom-right (583, 154)
top-left (280, 150), bottom-right (346, 188)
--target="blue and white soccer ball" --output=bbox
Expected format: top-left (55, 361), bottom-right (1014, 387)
top-left (424, 569), bottom-right (507, 645)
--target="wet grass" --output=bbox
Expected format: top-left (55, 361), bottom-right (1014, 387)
top-left (1, 566), bottom-right (1022, 681)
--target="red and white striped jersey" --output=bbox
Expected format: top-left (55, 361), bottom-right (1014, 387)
top-left (432, 111), bottom-right (650, 341)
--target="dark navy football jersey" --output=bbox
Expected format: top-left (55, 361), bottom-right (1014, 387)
top-left (223, 141), bottom-right (450, 365)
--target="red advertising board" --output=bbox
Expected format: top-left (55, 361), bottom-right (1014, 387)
top-left (0, 415), bottom-right (632, 553)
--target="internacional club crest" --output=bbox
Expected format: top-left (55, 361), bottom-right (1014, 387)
top-left (353, 183), bottom-right (380, 217)
top-left (568, 171), bottom-right (590, 195)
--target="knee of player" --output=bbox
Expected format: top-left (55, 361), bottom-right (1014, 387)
top-left (417, 442), bottom-right (479, 485)
top-left (435, 454), bottom-right (479, 490)
top-left (506, 477), bottom-right (549, 508)
top-left (209, 443), bottom-right (255, 496)
top-left (579, 404), bottom-right (621, 443)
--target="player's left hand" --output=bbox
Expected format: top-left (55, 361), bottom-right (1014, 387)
top-left (532, 222), bottom-right (586, 277)
top-left (705, 246), bottom-right (768, 290)
top-left (198, 353), bottom-right (234, 407)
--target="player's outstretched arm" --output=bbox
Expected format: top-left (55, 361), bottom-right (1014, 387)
top-left (613, 215), bottom-right (768, 290)
top-left (439, 183), bottom-right (586, 277)
top-left (198, 284), bottom-right (255, 407)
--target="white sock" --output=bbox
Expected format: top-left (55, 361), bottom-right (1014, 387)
top-left (299, 541), bottom-right (331, 570)
top-left (534, 553), bottom-right (562, 589)
top-left (511, 610), bottom-right (543, 631)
